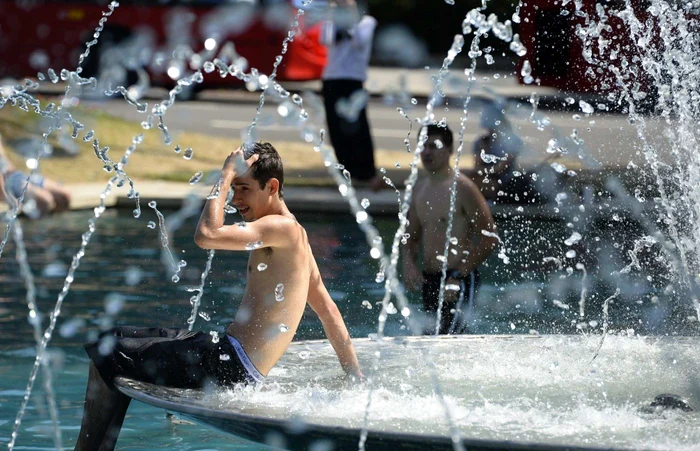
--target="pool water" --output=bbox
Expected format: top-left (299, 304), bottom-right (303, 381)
top-left (0, 209), bottom-right (696, 449)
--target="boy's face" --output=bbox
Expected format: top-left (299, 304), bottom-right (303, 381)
top-left (232, 173), bottom-right (273, 221)
top-left (421, 133), bottom-right (452, 172)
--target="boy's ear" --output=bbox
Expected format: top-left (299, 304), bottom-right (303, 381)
top-left (268, 178), bottom-right (280, 196)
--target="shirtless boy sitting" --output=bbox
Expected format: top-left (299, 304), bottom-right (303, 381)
top-left (402, 124), bottom-right (498, 335)
top-left (75, 142), bottom-right (364, 451)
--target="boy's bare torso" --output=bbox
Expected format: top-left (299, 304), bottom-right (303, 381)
top-left (226, 215), bottom-right (311, 375)
top-left (413, 175), bottom-right (477, 273)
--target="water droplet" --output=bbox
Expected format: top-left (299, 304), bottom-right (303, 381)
top-left (172, 274), bottom-right (180, 283)
top-left (133, 208), bottom-right (141, 218)
top-left (292, 93), bottom-right (302, 105)
top-left (401, 307), bottom-right (410, 317)
top-left (209, 331), bottom-right (220, 343)
top-left (147, 221), bottom-right (156, 229)
top-left (275, 283), bottom-right (285, 302)
top-left (199, 311), bottom-right (211, 321)
top-left (355, 211), bottom-right (368, 224)
top-left (362, 300), bottom-right (373, 309)
top-left (566, 250), bottom-right (577, 258)
top-left (411, 98), bottom-right (418, 105)
top-left (257, 263), bottom-right (268, 271)
top-left (279, 324), bottom-right (289, 333)
top-left (224, 204), bottom-right (237, 214)
top-left (124, 266), bottom-right (143, 286)
top-left (361, 198), bottom-right (370, 209)
top-left (385, 302), bottom-right (398, 314)
top-left (219, 353), bottom-right (231, 361)
top-left (450, 237), bottom-right (458, 245)
top-left (521, 60), bottom-right (533, 84)
top-left (370, 247), bottom-right (381, 259)
top-left (174, 145), bottom-right (181, 153)
top-left (148, 200), bottom-right (157, 208)
top-left (579, 100), bottom-right (595, 114)
top-left (59, 317), bottom-right (86, 338)
top-left (183, 148), bottom-right (194, 160)
top-left (246, 241), bottom-right (263, 250)
top-left (236, 222), bottom-right (247, 228)
top-left (564, 232), bottom-right (582, 246)
top-left (189, 171), bottom-right (203, 185)
top-left (203, 61), bottom-right (215, 73)
top-left (551, 162), bottom-right (567, 173)
top-left (298, 351), bottom-right (311, 359)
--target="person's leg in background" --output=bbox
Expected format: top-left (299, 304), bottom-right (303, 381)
top-left (322, 79), bottom-right (382, 189)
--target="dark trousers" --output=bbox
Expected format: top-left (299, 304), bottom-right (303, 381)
top-left (322, 79), bottom-right (376, 180)
top-left (422, 270), bottom-right (480, 335)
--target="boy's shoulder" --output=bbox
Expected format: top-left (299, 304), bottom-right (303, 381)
top-left (256, 213), bottom-right (302, 235)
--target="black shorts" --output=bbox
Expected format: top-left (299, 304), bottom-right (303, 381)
top-left (422, 269), bottom-right (480, 335)
top-left (85, 326), bottom-right (254, 391)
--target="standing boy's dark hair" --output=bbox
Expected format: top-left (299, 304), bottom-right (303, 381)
top-left (245, 141), bottom-right (284, 198)
top-left (424, 123), bottom-right (454, 150)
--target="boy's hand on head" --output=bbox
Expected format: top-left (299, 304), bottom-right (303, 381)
top-left (222, 148), bottom-right (259, 178)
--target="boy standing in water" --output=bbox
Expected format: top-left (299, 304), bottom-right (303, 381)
top-left (403, 124), bottom-right (498, 335)
top-left (76, 142), bottom-right (363, 451)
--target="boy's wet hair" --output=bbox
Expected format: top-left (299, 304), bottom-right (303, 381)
top-left (245, 141), bottom-right (284, 198)
top-left (424, 123), bottom-right (454, 150)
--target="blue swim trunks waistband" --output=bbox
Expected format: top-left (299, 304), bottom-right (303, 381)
top-left (226, 335), bottom-right (264, 384)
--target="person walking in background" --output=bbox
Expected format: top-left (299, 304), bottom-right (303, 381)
top-left (321, 0), bottom-right (383, 190)
top-left (403, 124), bottom-right (498, 335)
top-left (0, 133), bottom-right (71, 217)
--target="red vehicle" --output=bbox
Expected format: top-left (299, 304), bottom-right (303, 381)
top-left (517, 0), bottom-right (649, 94)
top-left (0, 0), bottom-right (327, 91)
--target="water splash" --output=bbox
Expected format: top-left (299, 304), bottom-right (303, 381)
top-left (148, 201), bottom-right (186, 283)
top-left (187, 250), bottom-right (215, 330)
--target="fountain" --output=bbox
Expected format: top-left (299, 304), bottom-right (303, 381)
top-left (1, 0), bottom-right (699, 450)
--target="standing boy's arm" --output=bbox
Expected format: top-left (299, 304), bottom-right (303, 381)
top-left (402, 196), bottom-right (423, 291)
top-left (306, 252), bottom-right (364, 380)
top-left (459, 177), bottom-right (498, 274)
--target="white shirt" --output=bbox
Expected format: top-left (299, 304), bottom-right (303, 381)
top-left (322, 15), bottom-right (377, 82)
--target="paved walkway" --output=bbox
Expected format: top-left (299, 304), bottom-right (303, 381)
top-left (2, 65), bottom-right (613, 218)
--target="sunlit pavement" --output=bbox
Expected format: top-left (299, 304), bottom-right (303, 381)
top-left (24, 65), bottom-right (674, 218)
top-left (36, 65), bottom-right (662, 172)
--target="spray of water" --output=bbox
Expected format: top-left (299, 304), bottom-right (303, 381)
top-left (5, 0), bottom-right (700, 448)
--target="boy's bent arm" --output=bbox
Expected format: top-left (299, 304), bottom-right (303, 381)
top-left (306, 252), bottom-right (364, 379)
top-left (194, 150), bottom-right (289, 251)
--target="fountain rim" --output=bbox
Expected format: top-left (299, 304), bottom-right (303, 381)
top-left (114, 374), bottom-right (622, 451)
top-left (111, 333), bottom-right (697, 451)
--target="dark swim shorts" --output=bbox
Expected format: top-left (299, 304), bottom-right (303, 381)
top-left (422, 269), bottom-right (480, 335)
top-left (85, 326), bottom-right (263, 391)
